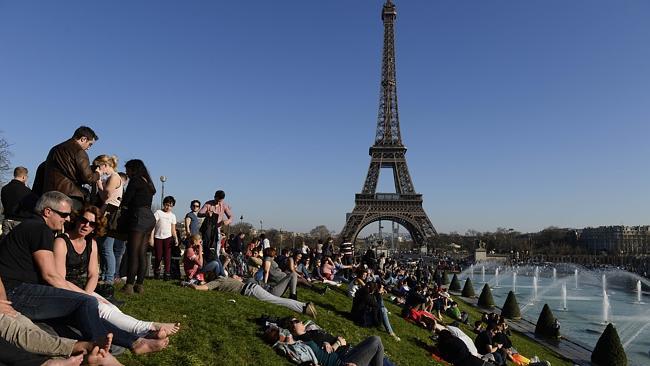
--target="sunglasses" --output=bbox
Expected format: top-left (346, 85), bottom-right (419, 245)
top-left (78, 216), bottom-right (98, 228)
top-left (50, 208), bottom-right (72, 219)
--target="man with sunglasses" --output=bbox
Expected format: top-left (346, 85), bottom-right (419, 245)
top-left (0, 191), bottom-right (140, 351)
top-left (184, 200), bottom-right (203, 239)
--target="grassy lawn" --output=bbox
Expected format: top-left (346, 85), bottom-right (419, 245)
top-left (114, 280), bottom-right (572, 366)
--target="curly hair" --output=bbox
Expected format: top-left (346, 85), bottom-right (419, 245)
top-left (73, 205), bottom-right (107, 237)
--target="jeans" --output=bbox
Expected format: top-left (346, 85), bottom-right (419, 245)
top-left (244, 283), bottom-right (305, 313)
top-left (378, 296), bottom-right (395, 334)
top-left (100, 236), bottom-right (125, 283)
top-left (8, 283), bottom-right (138, 348)
top-left (342, 336), bottom-right (384, 366)
top-left (270, 272), bottom-right (298, 297)
top-left (202, 259), bottom-right (225, 277)
top-left (114, 239), bottom-right (126, 279)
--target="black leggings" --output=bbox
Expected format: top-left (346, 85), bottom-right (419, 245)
top-left (126, 230), bottom-right (151, 285)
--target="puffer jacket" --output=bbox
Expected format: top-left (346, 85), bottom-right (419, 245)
top-left (43, 138), bottom-right (99, 199)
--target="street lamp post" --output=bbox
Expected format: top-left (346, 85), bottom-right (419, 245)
top-left (159, 176), bottom-right (167, 208)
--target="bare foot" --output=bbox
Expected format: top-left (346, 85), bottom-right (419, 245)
top-left (96, 333), bottom-right (113, 353)
top-left (42, 354), bottom-right (83, 366)
top-left (86, 346), bottom-right (123, 366)
top-left (153, 322), bottom-right (180, 336)
top-left (131, 337), bottom-right (169, 354)
top-left (71, 340), bottom-right (94, 355)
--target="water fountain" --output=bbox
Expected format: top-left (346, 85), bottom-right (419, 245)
top-left (470, 264), bottom-right (474, 279)
top-left (602, 289), bottom-right (610, 324)
top-left (535, 265), bottom-right (539, 279)
top-left (602, 274), bottom-right (607, 295)
top-left (533, 275), bottom-right (538, 302)
top-left (495, 267), bottom-right (500, 288)
top-left (636, 280), bottom-right (643, 304)
top-left (481, 266), bottom-right (485, 283)
top-left (512, 272), bottom-right (517, 293)
top-left (574, 269), bottom-right (579, 289)
top-left (561, 283), bottom-right (567, 310)
top-left (552, 268), bottom-right (557, 283)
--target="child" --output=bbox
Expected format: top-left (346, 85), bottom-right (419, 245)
top-left (183, 234), bottom-right (205, 284)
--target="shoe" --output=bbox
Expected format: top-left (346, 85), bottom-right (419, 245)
top-left (317, 286), bottom-right (328, 295)
top-left (106, 296), bottom-right (126, 307)
top-left (121, 284), bottom-right (134, 295)
top-left (390, 332), bottom-right (401, 342)
top-left (303, 302), bottom-right (317, 318)
top-left (289, 293), bottom-right (298, 301)
top-left (153, 273), bottom-right (160, 280)
top-left (134, 284), bottom-right (145, 294)
top-left (163, 273), bottom-right (170, 282)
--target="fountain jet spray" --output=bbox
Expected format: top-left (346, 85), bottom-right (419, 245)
top-left (574, 269), bottom-right (579, 289)
top-left (512, 272), bottom-right (517, 293)
top-left (553, 268), bottom-right (557, 283)
top-left (562, 283), bottom-right (567, 310)
top-left (495, 267), bottom-right (500, 287)
top-left (482, 266), bottom-right (485, 283)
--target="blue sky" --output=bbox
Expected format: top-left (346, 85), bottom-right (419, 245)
top-left (1, 0), bottom-right (649, 234)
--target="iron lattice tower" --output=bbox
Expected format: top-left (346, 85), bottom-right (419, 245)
top-left (339, 0), bottom-right (437, 249)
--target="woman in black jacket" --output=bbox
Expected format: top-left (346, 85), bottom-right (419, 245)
top-left (120, 159), bottom-right (156, 294)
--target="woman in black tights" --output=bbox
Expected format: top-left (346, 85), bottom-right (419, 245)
top-left (121, 159), bottom-right (156, 294)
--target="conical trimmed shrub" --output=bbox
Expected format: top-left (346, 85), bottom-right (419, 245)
top-left (534, 304), bottom-right (560, 339)
top-left (477, 283), bottom-right (495, 308)
top-left (501, 291), bottom-right (521, 320)
top-left (442, 271), bottom-right (450, 285)
top-left (591, 323), bottom-right (627, 366)
top-left (449, 274), bottom-right (462, 292)
top-left (461, 278), bottom-right (476, 298)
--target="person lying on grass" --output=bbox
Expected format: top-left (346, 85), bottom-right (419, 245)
top-left (52, 205), bottom-right (179, 353)
top-left (188, 275), bottom-right (318, 318)
top-left (264, 324), bottom-right (392, 366)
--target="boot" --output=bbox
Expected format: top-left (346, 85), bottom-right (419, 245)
top-left (121, 284), bottom-right (134, 295)
top-left (134, 284), bottom-right (145, 294)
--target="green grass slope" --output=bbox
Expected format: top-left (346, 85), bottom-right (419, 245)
top-left (114, 280), bottom-right (572, 366)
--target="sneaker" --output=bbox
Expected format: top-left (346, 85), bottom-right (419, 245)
top-left (163, 273), bottom-right (170, 282)
top-left (303, 302), bottom-right (317, 318)
top-left (134, 284), bottom-right (145, 294)
top-left (317, 286), bottom-right (328, 295)
top-left (390, 332), bottom-right (401, 342)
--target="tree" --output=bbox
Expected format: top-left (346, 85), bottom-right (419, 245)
top-left (449, 274), bottom-right (462, 292)
top-left (228, 222), bottom-right (254, 237)
top-left (309, 225), bottom-right (331, 241)
top-left (501, 291), bottom-right (521, 320)
top-left (461, 278), bottom-right (476, 298)
top-left (0, 133), bottom-right (10, 184)
top-left (534, 304), bottom-right (560, 339)
top-left (477, 284), bottom-right (495, 308)
top-left (591, 323), bottom-right (627, 366)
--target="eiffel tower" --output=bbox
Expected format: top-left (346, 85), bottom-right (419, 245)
top-left (339, 0), bottom-right (437, 249)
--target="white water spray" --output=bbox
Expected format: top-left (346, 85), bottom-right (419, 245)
top-left (602, 289), bottom-right (610, 323)
top-left (552, 268), bottom-right (557, 283)
top-left (562, 283), bottom-right (567, 310)
top-left (574, 269), bottom-right (579, 289)
top-left (482, 266), bottom-right (485, 283)
top-left (533, 276), bottom-right (538, 301)
top-left (512, 272), bottom-right (517, 293)
top-left (602, 274), bottom-right (607, 295)
top-left (637, 280), bottom-right (643, 304)
top-left (495, 267), bottom-right (500, 287)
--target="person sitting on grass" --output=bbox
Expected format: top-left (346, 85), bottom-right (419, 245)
top-left (312, 258), bottom-right (341, 287)
top-left (188, 275), bottom-right (317, 318)
top-left (264, 322), bottom-right (392, 366)
top-left (261, 247), bottom-right (299, 300)
top-left (350, 282), bottom-right (400, 342)
top-left (52, 205), bottom-right (178, 352)
top-left (347, 268), bottom-right (368, 298)
top-left (0, 275), bottom-right (121, 366)
top-left (287, 251), bottom-right (327, 295)
top-left (445, 301), bottom-right (469, 324)
top-left (183, 234), bottom-right (205, 284)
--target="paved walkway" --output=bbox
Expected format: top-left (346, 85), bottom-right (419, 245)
top-left (452, 293), bottom-right (592, 366)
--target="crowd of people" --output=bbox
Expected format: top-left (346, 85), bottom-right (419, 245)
top-left (0, 125), bottom-right (555, 366)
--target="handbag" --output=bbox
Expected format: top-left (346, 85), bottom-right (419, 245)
top-left (105, 204), bottom-right (127, 240)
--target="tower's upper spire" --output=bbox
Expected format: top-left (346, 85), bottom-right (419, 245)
top-left (375, 0), bottom-right (401, 146)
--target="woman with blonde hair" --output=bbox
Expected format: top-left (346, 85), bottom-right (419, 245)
top-left (93, 154), bottom-right (125, 285)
